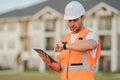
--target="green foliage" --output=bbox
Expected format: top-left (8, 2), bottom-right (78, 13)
top-left (0, 65), bottom-right (11, 70)
top-left (16, 53), bottom-right (22, 65)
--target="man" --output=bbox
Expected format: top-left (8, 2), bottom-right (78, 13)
top-left (37, 1), bottom-right (101, 80)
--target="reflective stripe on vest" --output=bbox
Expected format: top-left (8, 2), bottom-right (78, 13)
top-left (62, 52), bottom-right (96, 71)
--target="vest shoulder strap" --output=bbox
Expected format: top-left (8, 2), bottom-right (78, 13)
top-left (77, 28), bottom-right (90, 39)
top-left (63, 28), bottom-right (91, 42)
top-left (63, 32), bottom-right (72, 42)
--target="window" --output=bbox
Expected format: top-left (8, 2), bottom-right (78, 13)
top-left (8, 40), bottom-right (15, 49)
top-left (8, 24), bottom-right (15, 32)
top-left (45, 19), bottom-right (56, 32)
top-left (98, 16), bottom-right (111, 30)
top-left (45, 37), bottom-right (54, 50)
top-left (100, 35), bottom-right (111, 50)
top-left (98, 56), bottom-right (111, 72)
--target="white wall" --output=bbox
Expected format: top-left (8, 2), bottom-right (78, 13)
top-left (0, 22), bottom-right (22, 69)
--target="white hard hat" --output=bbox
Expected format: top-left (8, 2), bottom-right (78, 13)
top-left (64, 1), bottom-right (86, 20)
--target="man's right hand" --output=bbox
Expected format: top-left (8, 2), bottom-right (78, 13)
top-left (54, 42), bottom-right (64, 52)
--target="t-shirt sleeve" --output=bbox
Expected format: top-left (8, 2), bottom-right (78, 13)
top-left (86, 32), bottom-right (98, 44)
top-left (86, 32), bottom-right (98, 59)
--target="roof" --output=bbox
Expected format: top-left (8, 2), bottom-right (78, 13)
top-left (0, 0), bottom-right (120, 18)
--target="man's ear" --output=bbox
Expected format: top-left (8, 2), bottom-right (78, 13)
top-left (81, 15), bottom-right (85, 21)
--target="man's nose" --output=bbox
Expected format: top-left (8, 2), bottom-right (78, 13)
top-left (70, 21), bottom-right (75, 26)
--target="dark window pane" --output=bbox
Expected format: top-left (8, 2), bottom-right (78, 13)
top-left (100, 35), bottom-right (111, 50)
top-left (45, 19), bottom-right (56, 32)
top-left (98, 56), bottom-right (111, 72)
top-left (98, 16), bottom-right (111, 30)
top-left (45, 37), bottom-right (54, 50)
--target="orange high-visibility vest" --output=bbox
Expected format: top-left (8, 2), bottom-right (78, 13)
top-left (59, 28), bottom-right (101, 80)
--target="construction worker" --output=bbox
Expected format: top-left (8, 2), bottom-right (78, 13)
top-left (37, 1), bottom-right (101, 80)
top-left (54, 1), bottom-right (101, 80)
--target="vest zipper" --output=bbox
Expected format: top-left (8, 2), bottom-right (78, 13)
top-left (66, 50), bottom-right (71, 80)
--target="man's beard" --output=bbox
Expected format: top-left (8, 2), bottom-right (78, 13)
top-left (70, 26), bottom-right (81, 33)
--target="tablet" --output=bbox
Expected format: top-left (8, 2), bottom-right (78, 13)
top-left (34, 48), bottom-right (56, 63)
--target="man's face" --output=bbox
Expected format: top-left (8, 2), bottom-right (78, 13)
top-left (68, 16), bottom-right (84, 33)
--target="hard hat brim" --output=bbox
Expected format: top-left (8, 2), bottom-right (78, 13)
top-left (64, 15), bottom-right (81, 20)
top-left (64, 12), bottom-right (85, 20)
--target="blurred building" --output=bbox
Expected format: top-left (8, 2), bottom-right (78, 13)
top-left (0, 0), bottom-right (120, 72)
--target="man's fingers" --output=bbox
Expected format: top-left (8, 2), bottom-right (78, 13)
top-left (38, 51), bottom-right (46, 58)
top-left (54, 42), bottom-right (64, 52)
top-left (54, 44), bottom-right (59, 52)
top-left (38, 51), bottom-right (50, 62)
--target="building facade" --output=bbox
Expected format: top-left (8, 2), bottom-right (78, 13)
top-left (0, 0), bottom-right (120, 72)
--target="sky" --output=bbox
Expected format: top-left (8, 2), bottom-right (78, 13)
top-left (0, 0), bottom-right (46, 14)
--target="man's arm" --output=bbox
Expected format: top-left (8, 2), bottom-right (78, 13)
top-left (34, 49), bottom-right (61, 72)
top-left (66, 39), bottom-right (97, 51)
top-left (48, 62), bottom-right (61, 72)
top-left (54, 39), bottom-right (97, 52)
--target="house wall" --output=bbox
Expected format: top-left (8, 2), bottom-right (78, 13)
top-left (0, 22), bottom-right (22, 70)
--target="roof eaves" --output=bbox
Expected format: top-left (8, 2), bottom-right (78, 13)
top-left (86, 2), bottom-right (119, 16)
top-left (32, 6), bottom-right (63, 19)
